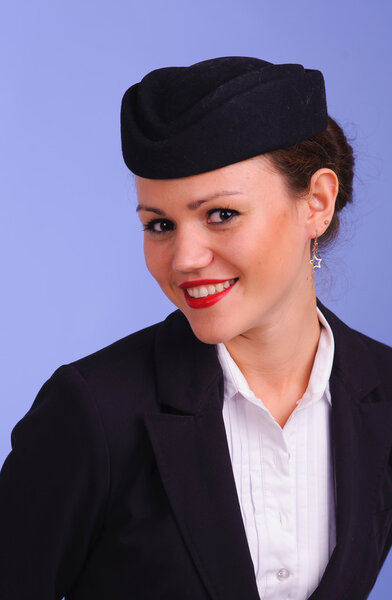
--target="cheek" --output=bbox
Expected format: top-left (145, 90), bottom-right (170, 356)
top-left (143, 242), bottom-right (160, 278)
top-left (143, 242), bottom-right (171, 285)
top-left (230, 220), bottom-right (280, 267)
top-left (236, 212), bottom-right (303, 276)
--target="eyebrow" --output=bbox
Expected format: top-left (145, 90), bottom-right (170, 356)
top-left (135, 190), bottom-right (243, 216)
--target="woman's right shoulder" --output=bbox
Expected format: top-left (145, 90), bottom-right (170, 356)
top-left (64, 308), bottom-right (188, 386)
top-left (70, 318), bottom-right (162, 379)
top-left (54, 316), bottom-right (168, 409)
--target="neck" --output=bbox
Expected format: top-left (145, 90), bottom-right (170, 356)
top-left (223, 289), bottom-right (321, 409)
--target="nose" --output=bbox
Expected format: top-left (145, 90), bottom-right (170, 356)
top-left (171, 225), bottom-right (214, 273)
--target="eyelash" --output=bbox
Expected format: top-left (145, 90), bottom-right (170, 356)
top-left (142, 208), bottom-right (239, 235)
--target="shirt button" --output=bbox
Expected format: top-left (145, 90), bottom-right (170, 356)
top-left (276, 568), bottom-right (290, 581)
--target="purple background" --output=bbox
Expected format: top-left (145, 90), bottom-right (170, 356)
top-left (1, 0), bottom-right (391, 595)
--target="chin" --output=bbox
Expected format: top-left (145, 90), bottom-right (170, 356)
top-left (192, 331), bottom-right (224, 345)
top-left (186, 319), bottom-right (237, 346)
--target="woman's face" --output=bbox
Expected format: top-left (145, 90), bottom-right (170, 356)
top-left (135, 156), bottom-right (315, 344)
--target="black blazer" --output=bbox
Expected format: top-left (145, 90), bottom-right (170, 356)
top-left (1, 299), bottom-right (392, 600)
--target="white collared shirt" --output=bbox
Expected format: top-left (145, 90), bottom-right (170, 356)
top-left (216, 307), bottom-right (336, 599)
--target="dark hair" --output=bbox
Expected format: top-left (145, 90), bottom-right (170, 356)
top-left (263, 116), bottom-right (355, 250)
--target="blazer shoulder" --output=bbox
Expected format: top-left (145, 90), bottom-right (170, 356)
top-left (67, 309), bottom-right (188, 383)
top-left (318, 298), bottom-right (392, 394)
top-left (354, 328), bottom-right (392, 385)
top-left (58, 313), bottom-right (186, 421)
top-left (69, 318), bottom-right (164, 381)
top-left (318, 296), bottom-right (392, 361)
top-left (354, 328), bottom-right (392, 359)
top-left (337, 317), bottom-right (392, 395)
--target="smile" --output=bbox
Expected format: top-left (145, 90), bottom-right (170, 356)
top-left (182, 278), bottom-right (239, 309)
top-left (187, 278), bottom-right (237, 298)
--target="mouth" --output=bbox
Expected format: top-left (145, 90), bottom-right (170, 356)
top-left (182, 278), bottom-right (239, 309)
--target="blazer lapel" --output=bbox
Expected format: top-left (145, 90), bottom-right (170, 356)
top-left (309, 300), bottom-right (392, 599)
top-left (144, 310), bottom-right (260, 600)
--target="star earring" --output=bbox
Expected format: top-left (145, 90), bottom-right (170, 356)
top-left (310, 237), bottom-right (322, 269)
top-left (310, 220), bottom-right (329, 270)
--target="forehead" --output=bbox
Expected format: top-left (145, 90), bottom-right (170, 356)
top-left (135, 155), bottom-right (280, 203)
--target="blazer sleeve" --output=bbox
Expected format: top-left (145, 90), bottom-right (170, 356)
top-left (0, 364), bottom-right (110, 600)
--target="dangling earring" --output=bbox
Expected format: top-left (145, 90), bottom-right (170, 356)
top-left (309, 236), bottom-right (322, 269)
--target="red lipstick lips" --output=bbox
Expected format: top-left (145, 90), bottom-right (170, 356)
top-left (179, 278), bottom-right (239, 309)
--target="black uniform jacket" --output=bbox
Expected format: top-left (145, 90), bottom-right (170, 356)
top-left (1, 299), bottom-right (392, 600)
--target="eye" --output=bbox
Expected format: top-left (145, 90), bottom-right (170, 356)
top-left (142, 207), bottom-right (239, 236)
top-left (207, 208), bottom-right (239, 224)
top-left (142, 219), bottom-right (175, 235)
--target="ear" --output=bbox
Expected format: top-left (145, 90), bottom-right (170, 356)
top-left (305, 168), bottom-right (339, 239)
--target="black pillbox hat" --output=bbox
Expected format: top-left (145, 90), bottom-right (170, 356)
top-left (120, 56), bottom-right (328, 179)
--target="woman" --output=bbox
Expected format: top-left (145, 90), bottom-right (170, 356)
top-left (0, 56), bottom-right (391, 600)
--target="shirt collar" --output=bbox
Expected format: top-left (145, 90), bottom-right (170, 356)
top-left (216, 306), bottom-right (335, 409)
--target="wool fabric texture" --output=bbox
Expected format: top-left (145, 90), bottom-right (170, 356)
top-left (120, 55), bottom-right (328, 179)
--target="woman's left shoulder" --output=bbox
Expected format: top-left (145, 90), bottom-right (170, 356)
top-left (354, 328), bottom-right (392, 358)
top-left (318, 298), bottom-right (392, 385)
top-left (351, 328), bottom-right (392, 386)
